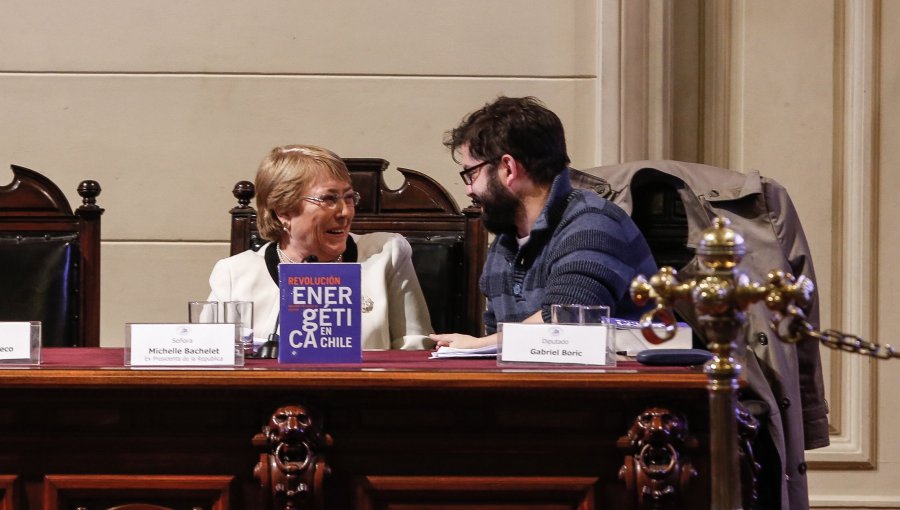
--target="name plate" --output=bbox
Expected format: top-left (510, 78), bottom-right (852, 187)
top-left (0, 321), bottom-right (39, 364)
top-left (126, 323), bottom-right (239, 367)
top-left (498, 323), bottom-right (612, 366)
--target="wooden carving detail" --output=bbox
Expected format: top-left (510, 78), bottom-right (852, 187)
top-left (618, 407), bottom-right (698, 509)
top-left (253, 405), bottom-right (332, 510)
top-left (378, 167), bottom-right (461, 214)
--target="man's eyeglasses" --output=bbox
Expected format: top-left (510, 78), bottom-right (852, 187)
top-left (459, 160), bottom-right (493, 186)
top-left (301, 191), bottom-right (361, 209)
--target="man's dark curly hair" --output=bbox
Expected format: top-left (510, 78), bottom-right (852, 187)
top-left (444, 96), bottom-right (570, 186)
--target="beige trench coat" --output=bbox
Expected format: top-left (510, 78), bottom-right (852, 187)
top-left (572, 160), bottom-right (829, 510)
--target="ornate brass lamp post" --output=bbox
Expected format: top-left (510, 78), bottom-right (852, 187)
top-left (629, 217), bottom-right (815, 510)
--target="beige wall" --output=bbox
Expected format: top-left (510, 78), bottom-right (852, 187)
top-left (1, 0), bottom-right (897, 507)
top-left (0, 0), bottom-right (598, 339)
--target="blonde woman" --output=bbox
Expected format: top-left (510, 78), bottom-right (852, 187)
top-left (207, 144), bottom-right (433, 350)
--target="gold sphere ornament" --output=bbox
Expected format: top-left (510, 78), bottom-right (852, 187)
top-left (697, 217), bottom-right (745, 270)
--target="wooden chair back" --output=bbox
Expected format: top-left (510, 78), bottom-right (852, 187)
top-left (0, 165), bottom-right (103, 346)
top-left (629, 169), bottom-right (693, 271)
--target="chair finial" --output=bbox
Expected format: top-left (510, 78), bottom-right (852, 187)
top-left (233, 181), bottom-right (255, 208)
top-left (77, 180), bottom-right (102, 207)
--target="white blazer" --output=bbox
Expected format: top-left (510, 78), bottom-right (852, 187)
top-left (208, 232), bottom-right (434, 350)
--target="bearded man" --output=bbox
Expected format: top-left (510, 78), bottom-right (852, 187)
top-left (431, 96), bottom-right (657, 349)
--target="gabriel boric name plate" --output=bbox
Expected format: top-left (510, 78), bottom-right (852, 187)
top-left (498, 323), bottom-right (612, 366)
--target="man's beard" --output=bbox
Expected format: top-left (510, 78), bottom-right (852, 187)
top-left (475, 172), bottom-right (522, 236)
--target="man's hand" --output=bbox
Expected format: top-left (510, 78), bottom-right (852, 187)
top-left (429, 333), bottom-right (498, 349)
top-left (430, 311), bottom-right (543, 349)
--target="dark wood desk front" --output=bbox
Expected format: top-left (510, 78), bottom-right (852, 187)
top-left (0, 349), bottom-right (711, 509)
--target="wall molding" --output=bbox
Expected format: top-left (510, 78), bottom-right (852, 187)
top-left (807, 0), bottom-right (879, 470)
top-left (701, 0), bottom-right (732, 168)
top-left (727, 0), bottom-right (744, 169)
top-left (647, 0), bottom-right (674, 160)
top-left (596, 0), bottom-right (880, 469)
top-left (619, 0), bottom-right (649, 162)
top-left (812, 495), bottom-right (900, 509)
top-left (594, 0), bottom-right (622, 165)
top-left (594, 0), bottom-right (673, 164)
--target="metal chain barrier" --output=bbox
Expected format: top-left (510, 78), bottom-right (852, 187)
top-left (772, 308), bottom-right (898, 359)
top-left (809, 327), bottom-right (897, 359)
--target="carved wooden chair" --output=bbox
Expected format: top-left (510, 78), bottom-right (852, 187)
top-left (229, 158), bottom-right (487, 336)
top-left (623, 171), bottom-right (693, 271)
top-left (0, 165), bottom-right (103, 347)
top-left (571, 166), bottom-right (693, 271)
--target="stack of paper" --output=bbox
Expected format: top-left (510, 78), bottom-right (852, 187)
top-left (428, 319), bottom-right (694, 359)
top-left (430, 344), bottom-right (498, 359)
top-left (611, 318), bottom-right (693, 356)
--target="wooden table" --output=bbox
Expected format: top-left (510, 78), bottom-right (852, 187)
top-left (0, 348), bottom-right (711, 509)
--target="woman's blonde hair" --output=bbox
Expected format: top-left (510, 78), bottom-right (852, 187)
top-left (255, 144), bottom-right (352, 241)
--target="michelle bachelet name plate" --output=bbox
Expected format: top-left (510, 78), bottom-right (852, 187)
top-left (126, 323), bottom-right (238, 366)
top-left (279, 263), bottom-right (362, 363)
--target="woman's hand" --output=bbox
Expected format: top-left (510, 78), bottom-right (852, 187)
top-left (429, 333), bottom-right (498, 350)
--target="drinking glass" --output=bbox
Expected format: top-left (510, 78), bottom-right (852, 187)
top-left (580, 305), bottom-right (610, 325)
top-left (581, 304), bottom-right (616, 365)
top-left (550, 304), bottom-right (583, 324)
top-left (188, 301), bottom-right (218, 324)
top-left (224, 301), bottom-right (254, 357)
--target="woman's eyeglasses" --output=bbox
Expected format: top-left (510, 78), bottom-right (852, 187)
top-left (459, 160), bottom-right (493, 186)
top-left (301, 191), bottom-right (361, 209)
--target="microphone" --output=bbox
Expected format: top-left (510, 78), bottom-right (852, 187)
top-left (257, 254), bottom-right (317, 359)
top-left (256, 312), bottom-right (280, 359)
